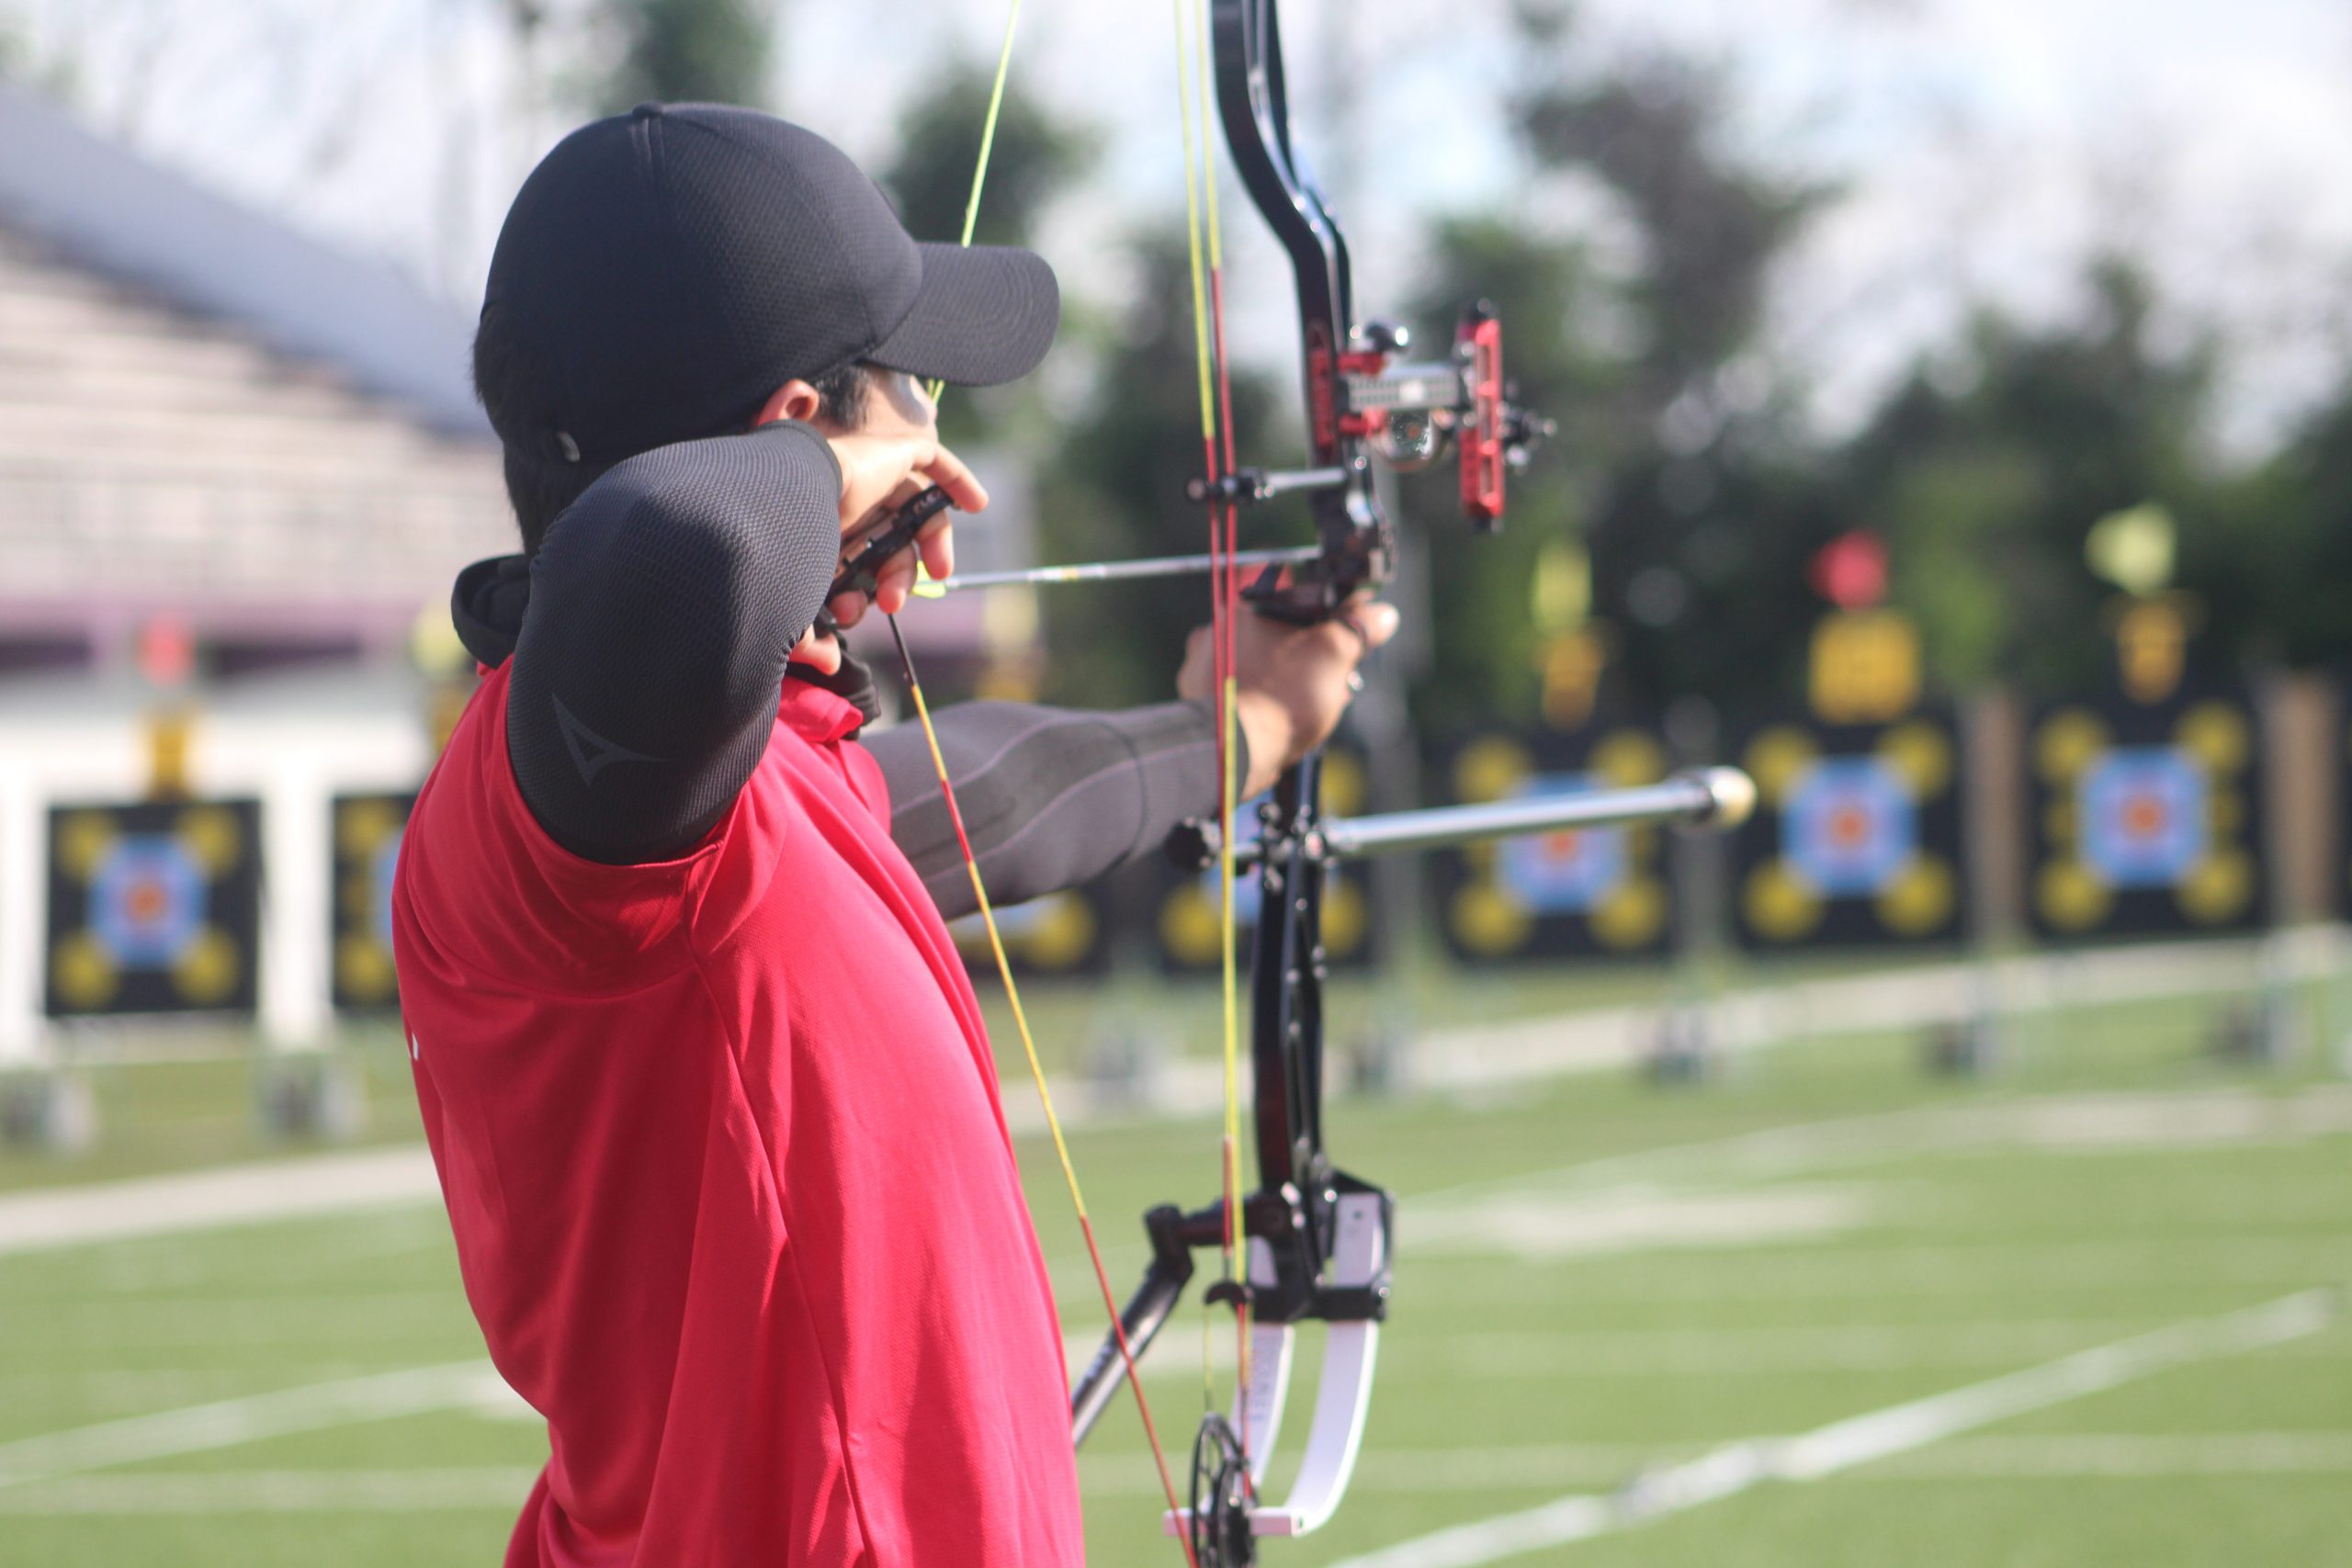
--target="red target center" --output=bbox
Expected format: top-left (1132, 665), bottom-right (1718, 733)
top-left (2120, 795), bottom-right (2168, 839)
top-left (123, 878), bottom-right (169, 926)
top-left (1537, 829), bottom-right (1584, 863)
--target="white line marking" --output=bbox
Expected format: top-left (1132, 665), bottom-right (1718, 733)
top-left (1077, 1431), bottom-right (2352, 1497)
top-left (1326, 1288), bottom-right (2342, 1568)
top-left (1403, 1184), bottom-right (1869, 1261)
top-left (0, 1146), bottom-right (441, 1257)
top-left (1416, 1235), bottom-right (2352, 1309)
top-left (0, 1361), bottom-right (524, 1488)
top-left (1411, 1085), bottom-right (2352, 1209)
top-left (6, 1078), bottom-right (2340, 1261)
top-left (0, 1467), bottom-right (542, 1514)
top-left (1430, 1318), bottom-right (2283, 1376)
top-left (1409, 933), bottom-right (2326, 1090)
top-left (1863, 1431), bottom-right (2352, 1479)
top-left (1061, 1308), bottom-right (2348, 1391)
top-left (9, 1292), bottom-right (471, 1352)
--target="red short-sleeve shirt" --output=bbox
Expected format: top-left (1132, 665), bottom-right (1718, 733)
top-left (393, 664), bottom-right (1084, 1566)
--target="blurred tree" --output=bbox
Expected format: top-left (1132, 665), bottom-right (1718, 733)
top-left (1396, 216), bottom-right (1618, 721)
top-left (881, 59), bottom-right (1089, 250)
top-left (877, 57), bottom-right (1094, 449)
top-left (1472, 11), bottom-right (1835, 722)
top-left (2192, 388), bottom-right (2352, 671)
top-left (1844, 258), bottom-right (2225, 695)
top-left (581, 0), bottom-right (775, 113)
top-left (1033, 229), bottom-right (1280, 709)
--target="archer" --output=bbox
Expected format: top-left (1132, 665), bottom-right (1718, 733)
top-left (391, 103), bottom-right (1394, 1568)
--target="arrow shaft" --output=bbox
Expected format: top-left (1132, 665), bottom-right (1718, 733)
top-left (922, 544), bottom-right (1320, 594)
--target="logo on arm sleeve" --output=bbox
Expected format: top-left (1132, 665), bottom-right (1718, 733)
top-left (552, 694), bottom-right (657, 786)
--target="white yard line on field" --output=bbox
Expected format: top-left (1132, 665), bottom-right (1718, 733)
top-left (7, 1428), bottom-right (2347, 1517)
top-left (0, 1361), bottom-right (526, 1488)
top-left (0, 1145), bottom-right (440, 1257)
top-left (1402, 1183), bottom-right (1871, 1261)
top-left (6, 1065), bottom-right (2344, 1263)
top-left (1065, 1303), bottom-right (2349, 1391)
top-left (1078, 1428), bottom-right (2352, 1499)
top-left (1408, 1084), bottom-right (2352, 1209)
top-left (1408, 933), bottom-right (2330, 1092)
top-left (0, 1466), bottom-right (542, 1513)
top-left (1424, 1316), bottom-right (2332, 1377)
top-left (1863, 1430), bottom-right (2352, 1479)
top-left (1325, 1287), bottom-right (2343, 1568)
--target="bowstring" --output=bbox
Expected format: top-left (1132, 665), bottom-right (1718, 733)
top-left (886, 6), bottom-right (1201, 1560)
top-left (1173, 0), bottom-right (1255, 1467)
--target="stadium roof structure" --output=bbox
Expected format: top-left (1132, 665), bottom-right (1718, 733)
top-left (0, 80), bottom-right (484, 439)
top-left (0, 85), bottom-right (511, 677)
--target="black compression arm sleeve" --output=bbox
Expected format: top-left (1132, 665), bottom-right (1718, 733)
top-left (866, 699), bottom-right (1240, 919)
top-left (505, 423), bottom-right (842, 863)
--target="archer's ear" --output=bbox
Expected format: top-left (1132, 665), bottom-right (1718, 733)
top-left (752, 380), bottom-right (824, 430)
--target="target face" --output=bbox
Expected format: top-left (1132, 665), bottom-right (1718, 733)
top-left (47, 799), bottom-right (261, 1017)
top-left (1436, 728), bottom-right (1674, 963)
top-left (1731, 712), bottom-right (1964, 951)
top-left (2028, 690), bottom-right (2263, 940)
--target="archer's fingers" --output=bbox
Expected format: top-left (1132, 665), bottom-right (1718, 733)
top-left (919, 445), bottom-right (989, 514)
top-left (867, 547), bottom-right (917, 616)
top-left (1341, 600), bottom-right (1400, 651)
top-left (825, 590), bottom-right (867, 630)
top-left (913, 512), bottom-right (955, 587)
top-left (788, 620), bottom-right (843, 675)
top-left (1175, 624), bottom-right (1216, 703)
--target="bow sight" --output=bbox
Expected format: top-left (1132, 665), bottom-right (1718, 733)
top-left (1185, 306), bottom-right (1555, 530)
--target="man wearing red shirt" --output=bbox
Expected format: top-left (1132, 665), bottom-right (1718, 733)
top-left (394, 105), bottom-right (1389, 1566)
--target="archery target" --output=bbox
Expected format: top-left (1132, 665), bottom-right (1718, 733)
top-left (1435, 728), bottom-right (1674, 963)
top-left (46, 800), bottom-right (262, 1017)
top-left (1732, 713), bottom-right (1963, 951)
top-left (333, 794), bottom-right (414, 1010)
top-left (2029, 691), bottom-right (2263, 939)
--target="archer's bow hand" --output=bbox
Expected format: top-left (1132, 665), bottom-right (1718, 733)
top-left (1177, 594), bottom-right (1400, 798)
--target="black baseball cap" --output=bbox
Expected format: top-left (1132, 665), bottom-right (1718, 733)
top-left (481, 102), bottom-right (1060, 463)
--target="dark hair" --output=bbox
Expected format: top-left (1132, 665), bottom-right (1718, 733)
top-left (472, 305), bottom-right (874, 555)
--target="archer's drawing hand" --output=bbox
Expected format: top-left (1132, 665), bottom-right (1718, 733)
top-left (789, 433), bottom-right (988, 674)
top-left (1177, 594), bottom-right (1400, 798)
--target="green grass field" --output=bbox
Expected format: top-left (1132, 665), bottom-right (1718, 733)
top-left (1, 974), bottom-right (2346, 1567)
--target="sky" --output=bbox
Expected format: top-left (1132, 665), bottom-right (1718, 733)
top-left (13, 0), bottom-right (2352, 446)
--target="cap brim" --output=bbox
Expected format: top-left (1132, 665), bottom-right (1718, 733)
top-left (865, 243), bottom-right (1059, 388)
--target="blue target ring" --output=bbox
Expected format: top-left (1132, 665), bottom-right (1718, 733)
top-left (370, 829), bottom-right (405, 946)
top-left (88, 834), bottom-right (206, 967)
top-left (1498, 773), bottom-right (1628, 915)
top-left (2079, 746), bottom-right (2206, 888)
top-left (1782, 756), bottom-right (1917, 897)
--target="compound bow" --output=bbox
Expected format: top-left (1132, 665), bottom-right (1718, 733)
top-left (1057, 2), bottom-right (1549, 1561)
top-left (873, 3), bottom-right (1751, 1563)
